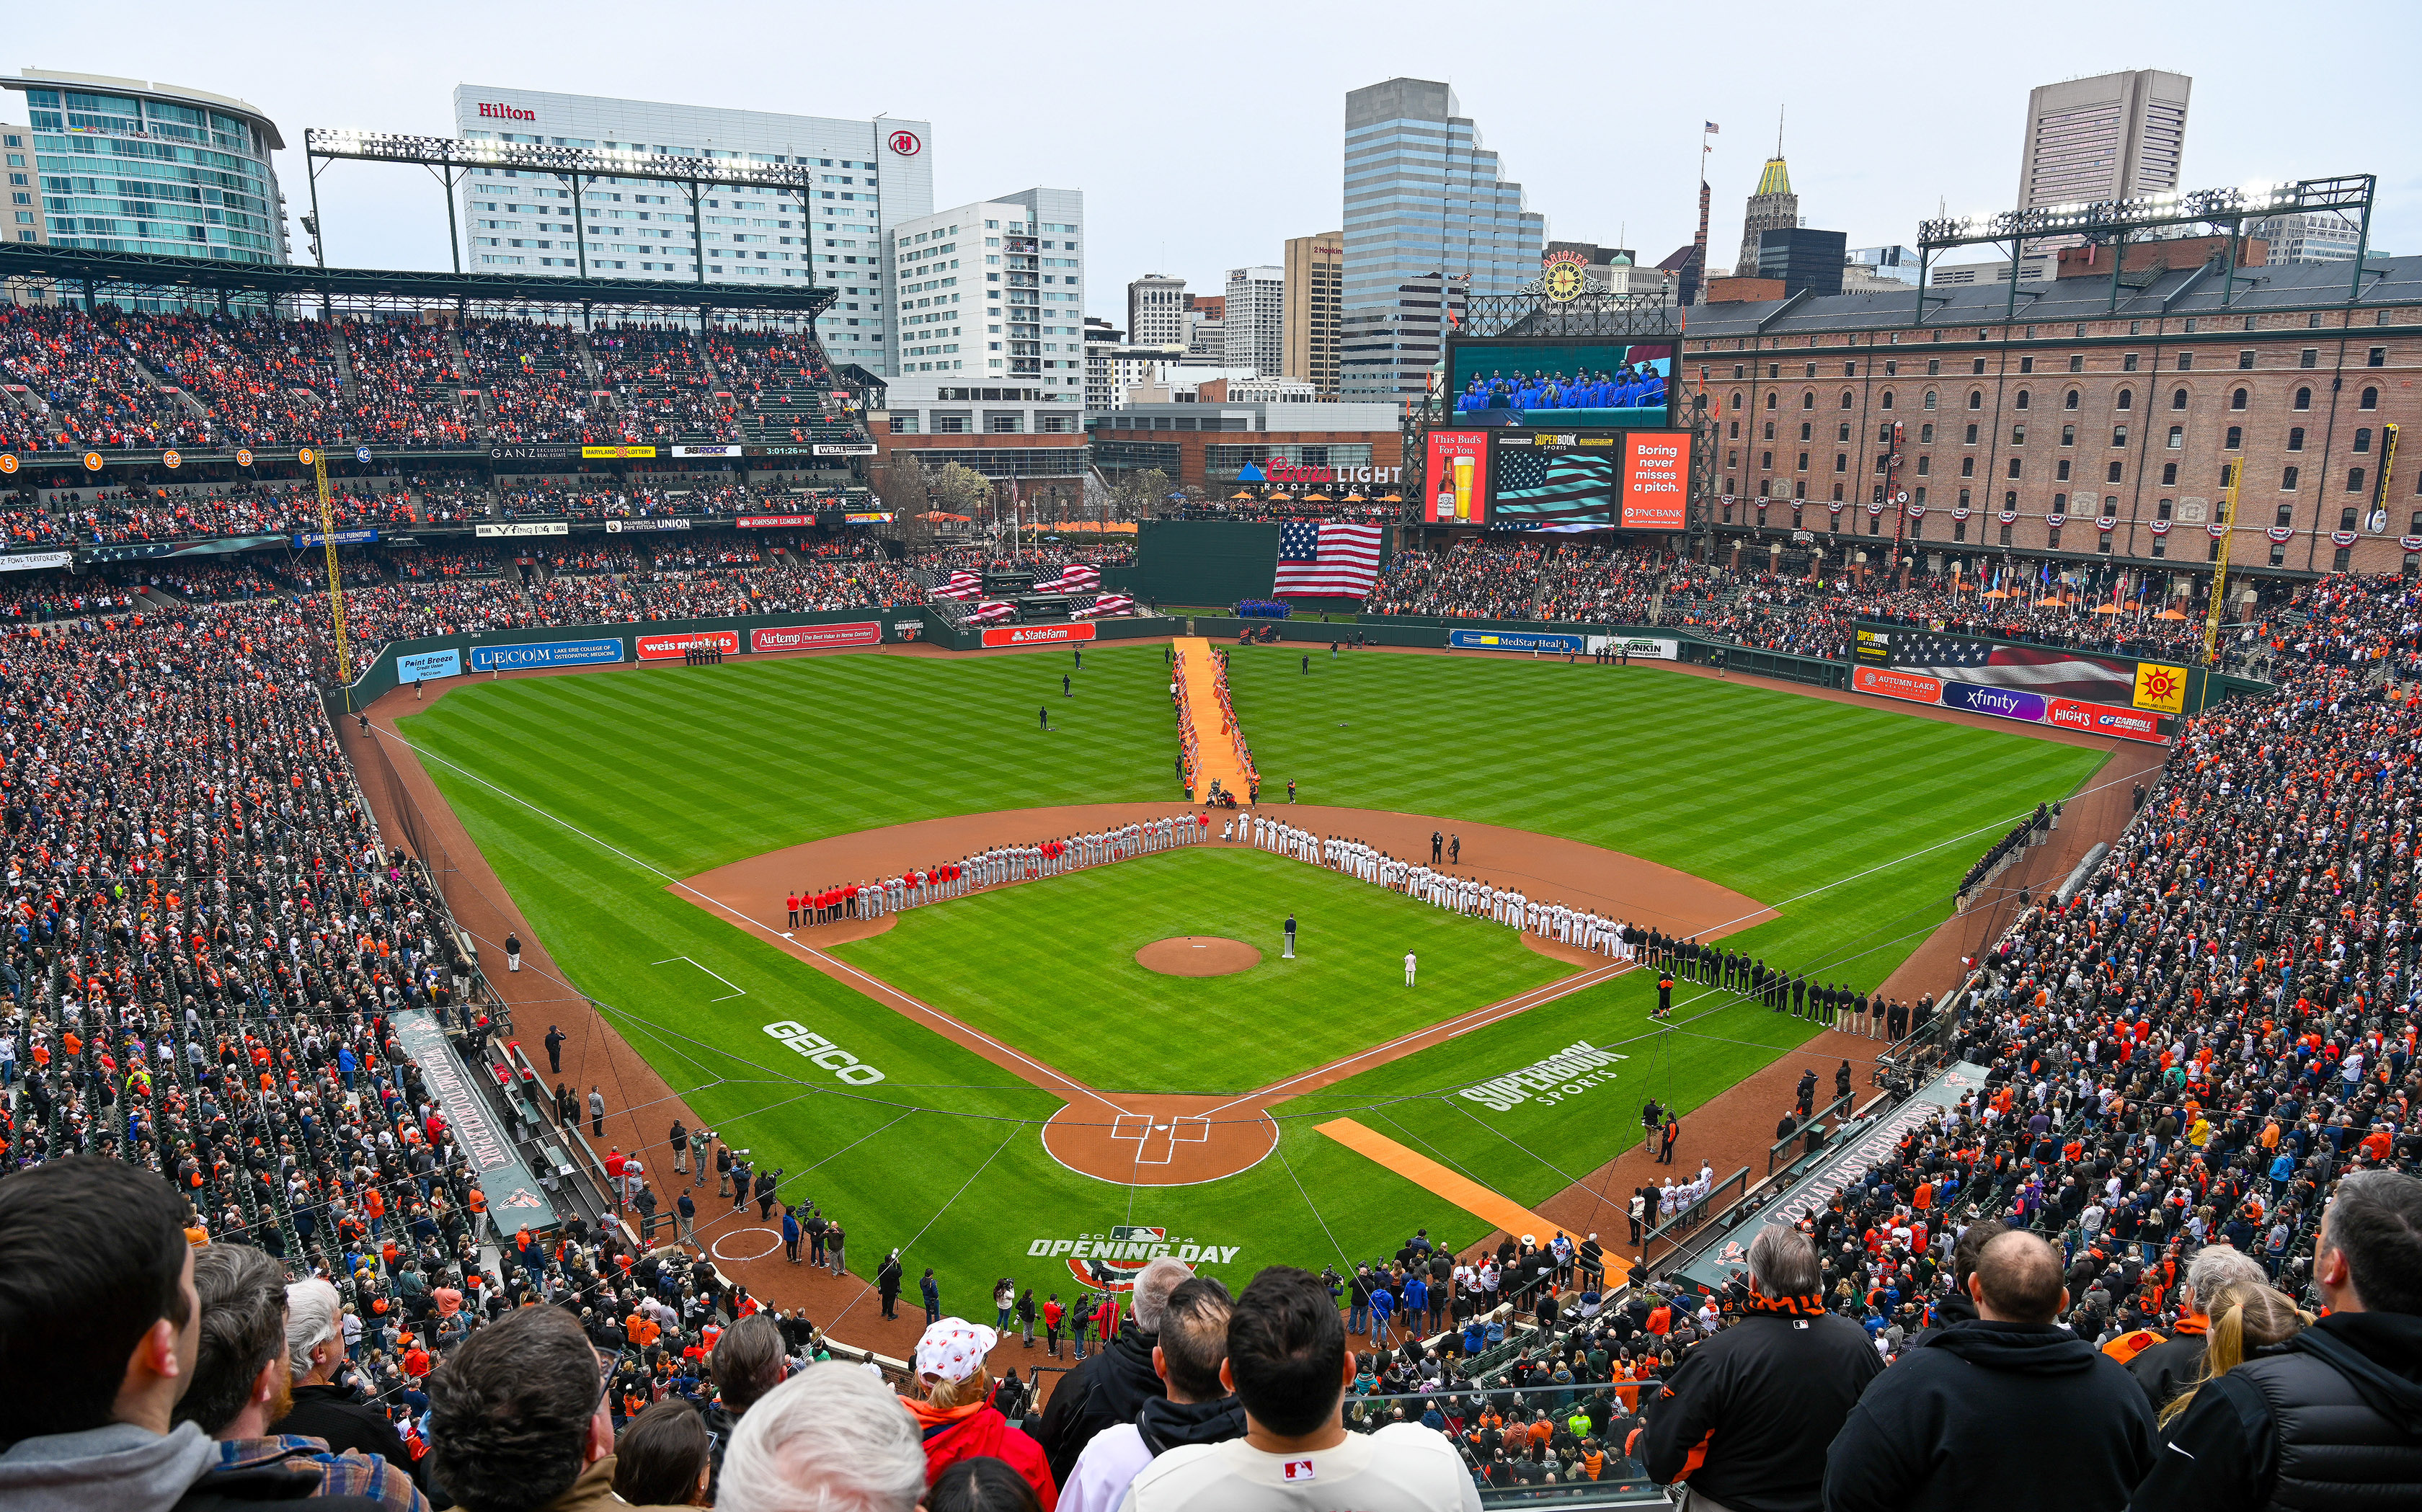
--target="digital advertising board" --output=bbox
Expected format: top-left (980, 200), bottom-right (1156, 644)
top-left (1850, 623), bottom-right (2177, 743)
top-left (1428, 429), bottom-right (1693, 530)
top-left (1447, 338), bottom-right (1673, 430)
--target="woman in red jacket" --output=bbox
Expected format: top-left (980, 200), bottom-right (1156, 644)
top-left (904, 1318), bottom-right (1057, 1508)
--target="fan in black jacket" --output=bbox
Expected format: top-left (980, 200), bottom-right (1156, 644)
top-left (1638, 1227), bottom-right (1881, 1512)
top-left (1822, 1231), bottom-right (2156, 1512)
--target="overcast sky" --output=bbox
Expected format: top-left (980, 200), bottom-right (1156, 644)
top-left (14, 0), bottom-right (2418, 315)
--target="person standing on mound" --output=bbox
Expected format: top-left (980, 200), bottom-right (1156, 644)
top-left (1404, 951), bottom-right (1417, 987)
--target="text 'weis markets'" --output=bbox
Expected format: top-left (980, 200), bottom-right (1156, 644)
top-left (1460, 1040), bottom-right (1626, 1111)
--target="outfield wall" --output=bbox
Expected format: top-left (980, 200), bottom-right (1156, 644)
top-left (334, 604), bottom-right (953, 712)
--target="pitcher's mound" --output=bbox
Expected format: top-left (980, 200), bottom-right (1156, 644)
top-left (1136, 936), bottom-right (1261, 977)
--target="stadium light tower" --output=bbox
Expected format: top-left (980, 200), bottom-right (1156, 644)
top-left (304, 128), bottom-right (823, 280)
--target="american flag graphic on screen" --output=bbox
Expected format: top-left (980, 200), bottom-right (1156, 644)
top-left (1493, 446), bottom-right (1616, 525)
top-left (1274, 522), bottom-right (1383, 597)
top-left (1885, 634), bottom-right (2135, 703)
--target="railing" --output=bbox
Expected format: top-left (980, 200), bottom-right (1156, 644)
top-left (1641, 1166), bottom-right (1749, 1255)
top-left (1767, 1093), bottom-right (1858, 1178)
top-left (1336, 1382), bottom-right (1668, 1506)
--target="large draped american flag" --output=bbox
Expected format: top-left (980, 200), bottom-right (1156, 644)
top-left (1883, 633), bottom-right (2136, 703)
top-left (1274, 522), bottom-right (1383, 597)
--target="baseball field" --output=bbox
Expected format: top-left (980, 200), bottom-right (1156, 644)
top-left (396, 642), bottom-right (2104, 1302)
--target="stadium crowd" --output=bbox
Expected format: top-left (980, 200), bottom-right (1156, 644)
top-left (1365, 538), bottom-right (2284, 671)
top-left (0, 303), bottom-right (871, 459)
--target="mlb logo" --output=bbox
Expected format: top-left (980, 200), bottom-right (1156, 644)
top-left (1283, 1459), bottom-right (1315, 1482)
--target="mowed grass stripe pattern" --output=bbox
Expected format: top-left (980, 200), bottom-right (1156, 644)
top-left (408, 650), bottom-right (1184, 877)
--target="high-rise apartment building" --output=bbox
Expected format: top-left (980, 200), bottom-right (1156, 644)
top-left (1734, 156), bottom-right (1797, 285)
top-left (2017, 70), bottom-right (2191, 211)
top-left (1283, 231), bottom-right (1344, 395)
top-left (5, 68), bottom-right (285, 262)
top-left (887, 187), bottom-right (1083, 395)
top-left (1222, 265), bottom-right (1283, 378)
top-left (2248, 212), bottom-right (2360, 264)
top-left (1340, 79), bottom-right (1543, 404)
top-left (1127, 273), bottom-right (1188, 347)
top-left (449, 85), bottom-right (932, 373)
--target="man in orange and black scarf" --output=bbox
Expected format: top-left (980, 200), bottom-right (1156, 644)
top-left (1636, 1224), bottom-right (1880, 1512)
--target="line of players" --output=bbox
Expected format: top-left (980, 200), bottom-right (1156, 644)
top-left (782, 814), bottom-right (1211, 928)
top-left (1233, 813), bottom-right (1641, 960)
top-left (1455, 363), bottom-right (1668, 414)
top-left (1638, 930), bottom-right (1936, 1039)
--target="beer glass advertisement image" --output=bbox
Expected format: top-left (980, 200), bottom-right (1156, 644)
top-left (1426, 430), bottom-right (1492, 522)
top-left (1448, 339), bottom-right (1673, 428)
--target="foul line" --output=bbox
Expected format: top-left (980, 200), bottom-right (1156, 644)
top-left (378, 724), bottom-right (1127, 1115)
top-left (1201, 957), bottom-right (1633, 1115)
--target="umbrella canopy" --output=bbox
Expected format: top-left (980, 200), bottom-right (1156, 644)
top-left (1980, 589), bottom-right (2010, 599)
top-left (1230, 490), bottom-right (1256, 499)
top-left (2155, 608), bottom-right (2191, 620)
top-left (2091, 603), bottom-right (2124, 615)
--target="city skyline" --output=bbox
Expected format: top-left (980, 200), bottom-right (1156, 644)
top-left (8, 0), bottom-right (2415, 326)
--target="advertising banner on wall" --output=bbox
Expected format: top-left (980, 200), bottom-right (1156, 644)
top-left (605, 518), bottom-right (693, 533)
top-left (1850, 626), bottom-right (2168, 742)
top-left (1425, 430), bottom-right (1492, 523)
top-left (1620, 432), bottom-right (1691, 530)
top-left (395, 648), bottom-right (463, 683)
top-left (474, 522), bottom-right (571, 538)
top-left (295, 528), bottom-right (378, 548)
top-left (1585, 635), bottom-right (1680, 659)
top-left (636, 630), bottom-right (740, 660)
top-left (737, 515), bottom-right (820, 529)
top-left (980, 622), bottom-right (1096, 648)
top-left (468, 637), bottom-right (623, 671)
top-left (752, 621), bottom-right (882, 652)
top-left (1448, 628), bottom-right (1587, 654)
top-left (0, 551), bottom-right (74, 572)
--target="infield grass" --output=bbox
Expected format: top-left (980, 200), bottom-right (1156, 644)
top-left (830, 847), bottom-right (1569, 1093)
top-left (396, 643), bottom-right (2108, 1289)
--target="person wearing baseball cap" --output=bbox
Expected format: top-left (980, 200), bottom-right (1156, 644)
top-left (903, 1317), bottom-right (1055, 1507)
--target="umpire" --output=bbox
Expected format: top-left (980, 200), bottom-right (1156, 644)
top-left (1638, 1224), bottom-right (1879, 1512)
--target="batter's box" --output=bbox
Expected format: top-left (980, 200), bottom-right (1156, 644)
top-left (1109, 1112), bottom-right (1210, 1165)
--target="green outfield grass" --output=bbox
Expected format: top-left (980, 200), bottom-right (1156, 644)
top-left (830, 847), bottom-right (1569, 1093)
top-left (396, 644), bottom-right (2108, 1295)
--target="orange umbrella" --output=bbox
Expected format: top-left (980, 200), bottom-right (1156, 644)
top-left (2155, 608), bottom-right (2190, 620)
top-left (1303, 492), bottom-right (1333, 502)
top-left (1980, 589), bottom-right (2010, 599)
top-left (1230, 490), bottom-right (1256, 499)
top-left (2091, 603), bottom-right (2123, 615)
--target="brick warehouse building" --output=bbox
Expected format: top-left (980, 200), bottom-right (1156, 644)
top-left (1674, 250), bottom-right (2422, 581)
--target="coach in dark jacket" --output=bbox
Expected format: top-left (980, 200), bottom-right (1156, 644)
top-left (1823, 1230), bottom-right (2155, 1512)
top-left (2127, 1170), bottom-right (2422, 1512)
top-left (1641, 1225), bottom-right (1880, 1512)
top-left (1033, 1257), bottom-right (1190, 1487)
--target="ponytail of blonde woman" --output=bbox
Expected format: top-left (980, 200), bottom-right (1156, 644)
top-left (2159, 1283), bottom-right (2310, 1427)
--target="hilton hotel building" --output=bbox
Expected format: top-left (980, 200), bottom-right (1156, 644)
top-left (449, 85), bottom-right (932, 374)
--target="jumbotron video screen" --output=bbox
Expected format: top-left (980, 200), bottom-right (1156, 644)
top-left (1447, 338), bottom-right (1673, 430)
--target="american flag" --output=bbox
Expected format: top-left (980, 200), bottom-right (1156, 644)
top-left (970, 600), bottom-right (1016, 623)
top-left (1884, 634), bottom-right (2136, 703)
top-left (1274, 522), bottom-right (1383, 597)
top-left (1032, 564), bottom-right (1101, 593)
top-left (1493, 447), bottom-right (1616, 526)
top-left (932, 571), bottom-right (980, 601)
top-left (1071, 592), bottom-right (1135, 618)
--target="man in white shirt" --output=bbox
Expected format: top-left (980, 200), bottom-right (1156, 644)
top-left (1121, 1266), bottom-right (1478, 1511)
top-left (1063, 1278), bottom-right (1243, 1512)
